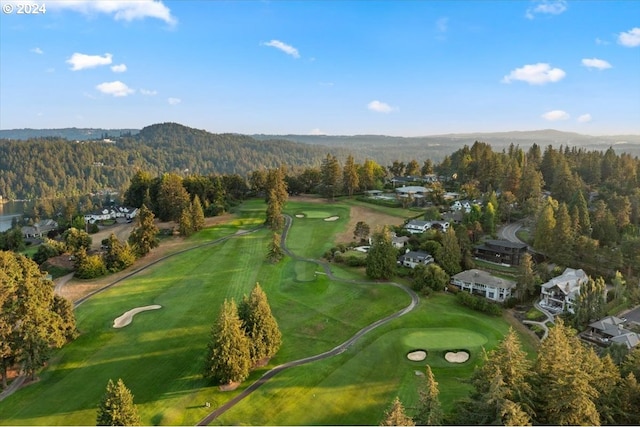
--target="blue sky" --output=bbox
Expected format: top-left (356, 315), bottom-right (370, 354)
top-left (1, 0), bottom-right (638, 136)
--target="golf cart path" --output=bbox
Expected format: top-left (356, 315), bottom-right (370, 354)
top-left (197, 215), bottom-right (419, 425)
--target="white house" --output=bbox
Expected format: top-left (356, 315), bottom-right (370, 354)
top-left (451, 200), bottom-right (474, 213)
top-left (390, 232), bottom-right (410, 249)
top-left (404, 219), bottom-right (431, 234)
top-left (398, 250), bottom-right (434, 269)
top-left (539, 268), bottom-right (589, 314)
top-left (450, 269), bottom-right (516, 303)
top-left (84, 206), bottom-right (139, 224)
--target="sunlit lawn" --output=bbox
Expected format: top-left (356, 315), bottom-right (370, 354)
top-left (0, 199), bottom-right (535, 426)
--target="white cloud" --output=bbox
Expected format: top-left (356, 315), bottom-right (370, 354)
top-left (111, 64), bottom-right (127, 73)
top-left (581, 58), bottom-right (612, 70)
top-left (436, 17), bottom-right (448, 33)
top-left (526, 0), bottom-right (567, 19)
top-left (140, 89), bottom-right (158, 96)
top-left (168, 97), bottom-right (181, 105)
top-left (67, 52), bottom-right (112, 71)
top-left (96, 81), bottom-right (134, 97)
top-left (309, 128), bottom-right (326, 135)
top-left (367, 100), bottom-right (395, 113)
top-left (46, 0), bottom-right (176, 25)
top-left (261, 40), bottom-right (300, 58)
top-left (618, 27), bottom-right (640, 47)
top-left (577, 114), bottom-right (592, 123)
top-left (541, 110), bottom-right (570, 121)
top-left (31, 47), bottom-right (43, 54)
top-left (502, 63), bottom-right (566, 85)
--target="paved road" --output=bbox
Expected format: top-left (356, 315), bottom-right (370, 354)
top-left (498, 221), bottom-right (526, 246)
top-left (197, 215), bottom-right (419, 426)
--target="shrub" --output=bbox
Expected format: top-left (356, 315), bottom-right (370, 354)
top-left (455, 291), bottom-right (503, 316)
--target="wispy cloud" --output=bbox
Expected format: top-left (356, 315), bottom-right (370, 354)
top-left (581, 58), bottom-right (612, 70)
top-left (47, 0), bottom-right (176, 26)
top-left (618, 27), bottom-right (640, 47)
top-left (577, 114), bottom-right (592, 123)
top-left (367, 100), bottom-right (396, 113)
top-left (541, 110), bottom-right (570, 121)
top-left (111, 64), bottom-right (127, 73)
top-left (96, 81), bottom-right (134, 97)
top-left (502, 63), bottom-right (566, 85)
top-left (67, 53), bottom-right (112, 71)
top-left (140, 89), bottom-right (158, 96)
top-left (168, 97), bottom-right (181, 105)
top-left (525, 0), bottom-right (567, 19)
top-left (261, 40), bottom-right (300, 58)
top-left (30, 47), bottom-right (43, 54)
top-left (595, 38), bottom-right (609, 46)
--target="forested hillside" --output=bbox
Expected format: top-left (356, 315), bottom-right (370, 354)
top-left (0, 123), bottom-right (344, 199)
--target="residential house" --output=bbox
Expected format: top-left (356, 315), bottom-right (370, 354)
top-left (390, 232), bottom-right (410, 249)
top-left (84, 206), bottom-right (138, 224)
top-left (22, 219), bottom-right (59, 239)
top-left (586, 316), bottom-right (640, 349)
top-left (398, 250), bottom-right (434, 269)
top-left (404, 219), bottom-right (431, 234)
top-left (540, 268), bottom-right (589, 314)
top-left (451, 200), bottom-right (474, 213)
top-left (450, 269), bottom-right (516, 303)
top-left (474, 239), bottom-right (528, 266)
top-left (404, 219), bottom-right (449, 234)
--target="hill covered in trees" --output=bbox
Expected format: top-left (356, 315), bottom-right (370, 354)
top-left (0, 123), bottom-right (345, 200)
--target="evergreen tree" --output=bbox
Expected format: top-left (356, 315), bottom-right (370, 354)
top-left (482, 201), bottom-right (497, 237)
top-left (551, 202), bottom-right (573, 265)
top-left (413, 263), bottom-right (449, 294)
top-left (178, 207), bottom-right (194, 237)
top-left (156, 172), bottom-right (190, 222)
top-left (570, 190), bottom-right (591, 236)
top-left (238, 283), bottom-right (282, 365)
top-left (321, 153), bottom-right (341, 200)
top-left (380, 397), bottom-right (414, 426)
top-left (343, 154), bottom-right (360, 197)
top-left (516, 253), bottom-right (536, 303)
top-left (203, 299), bottom-right (251, 385)
top-left (191, 195), bottom-right (206, 231)
top-left (415, 365), bottom-right (442, 425)
top-left (63, 227), bottom-right (92, 252)
top-left (265, 166), bottom-right (288, 231)
top-left (437, 228), bottom-right (461, 275)
top-left (267, 232), bottom-right (284, 263)
top-left (96, 378), bottom-right (141, 426)
top-left (123, 170), bottom-right (153, 208)
top-left (533, 200), bottom-right (556, 255)
top-left (532, 319), bottom-right (600, 426)
top-left (366, 227), bottom-right (396, 280)
top-left (618, 373), bottom-right (640, 425)
top-left (128, 204), bottom-right (159, 257)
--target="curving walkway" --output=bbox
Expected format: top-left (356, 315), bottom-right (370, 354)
top-left (196, 215), bottom-right (419, 426)
top-left (521, 300), bottom-right (556, 341)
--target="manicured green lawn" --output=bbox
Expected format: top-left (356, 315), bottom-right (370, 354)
top-left (0, 199), bottom-right (536, 426)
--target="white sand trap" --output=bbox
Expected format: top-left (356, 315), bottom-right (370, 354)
top-left (324, 216), bottom-right (339, 221)
top-left (407, 350), bottom-right (427, 361)
top-left (445, 351), bottom-right (469, 363)
top-left (295, 214), bottom-right (305, 218)
top-left (113, 305), bottom-right (162, 328)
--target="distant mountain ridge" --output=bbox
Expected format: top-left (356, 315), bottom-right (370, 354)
top-left (0, 127), bottom-right (139, 141)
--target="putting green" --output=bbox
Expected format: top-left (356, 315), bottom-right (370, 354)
top-left (402, 328), bottom-right (488, 350)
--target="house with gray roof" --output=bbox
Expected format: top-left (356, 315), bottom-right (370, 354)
top-left (450, 269), bottom-right (516, 303)
top-left (398, 250), bottom-right (434, 269)
top-left (540, 268), bottom-right (589, 314)
top-left (587, 316), bottom-right (639, 349)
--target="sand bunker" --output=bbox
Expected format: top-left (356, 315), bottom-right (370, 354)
top-left (324, 216), bottom-right (339, 221)
top-left (295, 214), bottom-right (305, 218)
top-left (445, 351), bottom-right (469, 363)
top-left (407, 350), bottom-right (427, 361)
top-left (113, 305), bottom-right (162, 328)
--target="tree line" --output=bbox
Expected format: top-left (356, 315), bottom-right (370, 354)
top-left (382, 324), bottom-right (640, 426)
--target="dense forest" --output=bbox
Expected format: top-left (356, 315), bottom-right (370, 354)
top-left (0, 123), bottom-right (348, 200)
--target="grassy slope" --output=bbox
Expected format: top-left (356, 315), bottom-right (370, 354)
top-left (0, 199), bottom-right (537, 426)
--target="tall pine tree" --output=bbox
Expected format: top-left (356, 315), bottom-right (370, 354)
top-left (96, 378), bottom-right (141, 426)
top-left (238, 283), bottom-right (282, 366)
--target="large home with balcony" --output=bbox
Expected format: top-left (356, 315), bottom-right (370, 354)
top-left (539, 268), bottom-right (589, 314)
top-left (404, 219), bottom-right (450, 234)
top-left (398, 250), bottom-right (434, 269)
top-left (450, 269), bottom-right (516, 303)
top-left (474, 239), bottom-right (528, 266)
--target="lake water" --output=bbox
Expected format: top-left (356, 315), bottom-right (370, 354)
top-left (0, 200), bottom-right (29, 232)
